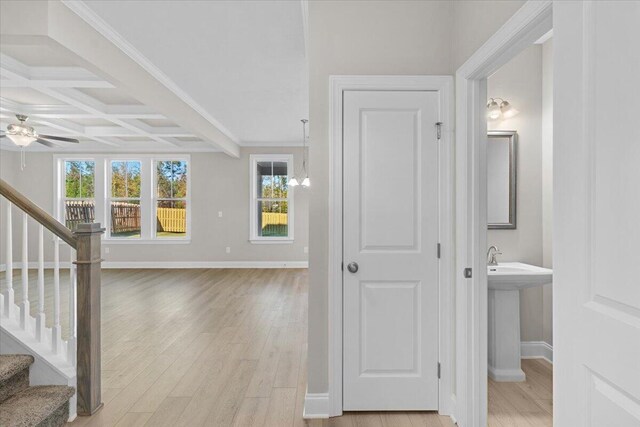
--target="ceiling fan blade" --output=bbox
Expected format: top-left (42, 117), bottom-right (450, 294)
top-left (36, 138), bottom-right (57, 148)
top-left (0, 134), bottom-right (6, 139)
top-left (38, 134), bottom-right (80, 143)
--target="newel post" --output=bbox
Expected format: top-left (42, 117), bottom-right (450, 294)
top-left (73, 223), bottom-right (104, 416)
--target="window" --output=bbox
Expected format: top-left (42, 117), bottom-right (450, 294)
top-left (63, 160), bottom-right (95, 231)
top-left (250, 154), bottom-right (293, 242)
top-left (55, 155), bottom-right (190, 243)
top-left (109, 160), bottom-right (141, 239)
top-left (155, 160), bottom-right (188, 238)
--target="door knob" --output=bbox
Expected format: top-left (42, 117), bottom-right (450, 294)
top-left (347, 262), bottom-right (359, 273)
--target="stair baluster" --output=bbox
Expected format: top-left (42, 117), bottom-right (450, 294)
top-left (3, 201), bottom-right (14, 317)
top-left (67, 248), bottom-right (77, 366)
top-left (52, 240), bottom-right (62, 355)
top-left (20, 212), bottom-right (29, 329)
top-left (36, 224), bottom-right (46, 342)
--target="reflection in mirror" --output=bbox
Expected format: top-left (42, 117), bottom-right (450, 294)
top-left (487, 130), bottom-right (517, 229)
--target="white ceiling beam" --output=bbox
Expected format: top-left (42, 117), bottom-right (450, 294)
top-left (0, 54), bottom-right (112, 88)
top-left (84, 125), bottom-right (192, 138)
top-left (34, 87), bottom-right (179, 147)
top-left (56, 0), bottom-right (240, 157)
top-left (0, 97), bottom-right (166, 120)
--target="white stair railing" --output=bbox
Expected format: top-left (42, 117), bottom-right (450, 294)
top-left (1, 203), bottom-right (76, 364)
top-left (1, 178), bottom-right (103, 416)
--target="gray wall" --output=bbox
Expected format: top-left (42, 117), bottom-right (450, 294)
top-left (1, 147), bottom-right (309, 265)
top-left (541, 38), bottom-right (553, 345)
top-left (487, 45), bottom-right (545, 343)
top-left (307, 0), bottom-right (526, 395)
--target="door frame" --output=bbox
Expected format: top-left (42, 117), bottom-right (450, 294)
top-left (454, 2), bottom-right (552, 426)
top-left (327, 75), bottom-right (454, 417)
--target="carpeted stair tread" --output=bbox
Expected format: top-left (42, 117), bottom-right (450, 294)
top-left (0, 385), bottom-right (75, 427)
top-left (0, 355), bottom-right (34, 383)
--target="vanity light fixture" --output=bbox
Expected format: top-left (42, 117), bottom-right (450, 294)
top-left (487, 98), bottom-right (518, 120)
top-left (289, 119), bottom-right (310, 188)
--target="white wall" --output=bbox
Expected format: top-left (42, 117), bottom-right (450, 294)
top-left (0, 147), bottom-right (309, 267)
top-left (541, 38), bottom-right (553, 345)
top-left (307, 0), bottom-right (454, 395)
top-left (487, 45), bottom-right (544, 343)
top-left (307, 0), bottom-right (527, 397)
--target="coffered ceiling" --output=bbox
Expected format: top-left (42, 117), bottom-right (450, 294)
top-left (0, 0), bottom-right (308, 155)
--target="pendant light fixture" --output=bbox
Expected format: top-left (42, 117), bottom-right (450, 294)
top-left (289, 119), bottom-right (310, 188)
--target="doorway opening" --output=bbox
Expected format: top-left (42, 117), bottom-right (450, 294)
top-left (485, 33), bottom-right (554, 426)
top-left (453, 2), bottom-right (553, 426)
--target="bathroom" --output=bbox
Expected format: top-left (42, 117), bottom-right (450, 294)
top-left (486, 34), bottom-right (554, 424)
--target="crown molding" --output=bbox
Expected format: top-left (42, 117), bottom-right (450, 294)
top-left (61, 0), bottom-right (240, 146)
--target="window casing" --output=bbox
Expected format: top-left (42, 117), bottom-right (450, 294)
top-left (250, 154), bottom-right (294, 243)
top-left (55, 154), bottom-right (190, 243)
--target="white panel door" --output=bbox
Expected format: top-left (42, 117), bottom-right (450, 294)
top-left (343, 90), bottom-right (440, 410)
top-left (555, 2), bottom-right (640, 426)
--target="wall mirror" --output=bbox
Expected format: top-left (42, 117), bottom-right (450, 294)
top-left (487, 130), bottom-right (517, 229)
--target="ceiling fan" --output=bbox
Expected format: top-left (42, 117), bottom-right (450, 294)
top-left (0, 114), bottom-right (80, 148)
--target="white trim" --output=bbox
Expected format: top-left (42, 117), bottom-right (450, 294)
top-left (328, 75), bottom-right (454, 417)
top-left (54, 154), bottom-right (191, 243)
top-left (454, 2), bottom-right (552, 426)
top-left (303, 390), bottom-right (329, 419)
top-left (249, 154), bottom-right (295, 243)
top-left (1, 261), bottom-right (308, 271)
top-left (520, 341), bottom-right (553, 364)
top-left (60, 0), bottom-right (240, 146)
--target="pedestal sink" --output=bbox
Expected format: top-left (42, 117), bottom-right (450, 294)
top-left (488, 262), bottom-right (552, 382)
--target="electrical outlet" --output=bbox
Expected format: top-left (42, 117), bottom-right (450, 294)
top-left (104, 247), bottom-right (110, 254)
top-left (304, 246), bottom-right (308, 254)
top-left (218, 211), bottom-right (223, 218)
top-left (226, 247), bottom-right (231, 254)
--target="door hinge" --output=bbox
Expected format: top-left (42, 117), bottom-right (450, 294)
top-left (341, 262), bottom-right (344, 272)
top-left (437, 362), bottom-right (441, 379)
top-left (437, 243), bottom-right (441, 259)
top-left (436, 122), bottom-right (443, 140)
top-left (464, 268), bottom-right (473, 279)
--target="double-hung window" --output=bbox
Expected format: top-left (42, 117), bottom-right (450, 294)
top-left (62, 160), bottom-right (96, 231)
top-left (108, 160), bottom-right (142, 239)
top-left (250, 154), bottom-right (293, 243)
top-left (55, 155), bottom-right (190, 243)
top-left (155, 160), bottom-right (189, 239)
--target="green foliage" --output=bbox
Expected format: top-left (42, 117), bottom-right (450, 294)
top-left (157, 161), bottom-right (187, 199)
top-left (111, 161), bottom-right (141, 198)
top-left (65, 161), bottom-right (95, 198)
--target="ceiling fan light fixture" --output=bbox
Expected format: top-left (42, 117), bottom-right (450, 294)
top-left (6, 123), bottom-right (37, 147)
top-left (7, 134), bottom-right (36, 147)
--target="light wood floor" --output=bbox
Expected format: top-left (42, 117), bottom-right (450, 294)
top-left (5, 268), bottom-right (552, 426)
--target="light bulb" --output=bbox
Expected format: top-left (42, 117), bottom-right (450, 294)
top-left (500, 101), bottom-right (518, 119)
top-left (487, 99), bottom-right (501, 120)
top-left (301, 177), bottom-right (310, 187)
top-left (289, 177), bottom-right (299, 187)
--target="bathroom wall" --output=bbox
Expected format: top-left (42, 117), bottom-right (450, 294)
top-left (541, 38), bottom-right (553, 345)
top-left (487, 44), bottom-right (552, 346)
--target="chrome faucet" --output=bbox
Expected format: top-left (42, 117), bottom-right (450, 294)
top-left (487, 246), bottom-right (502, 266)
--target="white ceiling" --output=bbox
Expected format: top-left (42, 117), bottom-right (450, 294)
top-left (83, 0), bottom-right (308, 145)
top-left (0, 0), bottom-right (308, 153)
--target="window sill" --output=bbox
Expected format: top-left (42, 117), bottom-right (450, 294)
top-left (102, 239), bottom-right (191, 245)
top-left (250, 239), bottom-right (294, 245)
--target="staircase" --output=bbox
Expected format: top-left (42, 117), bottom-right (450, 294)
top-left (1, 178), bottom-right (104, 422)
top-left (0, 354), bottom-right (74, 426)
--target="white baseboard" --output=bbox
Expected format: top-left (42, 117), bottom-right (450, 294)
top-left (303, 391), bottom-right (329, 419)
top-left (1, 261), bottom-right (308, 271)
top-left (521, 341), bottom-right (553, 363)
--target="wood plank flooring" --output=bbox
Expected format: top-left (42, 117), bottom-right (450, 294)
top-left (4, 268), bottom-right (552, 426)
